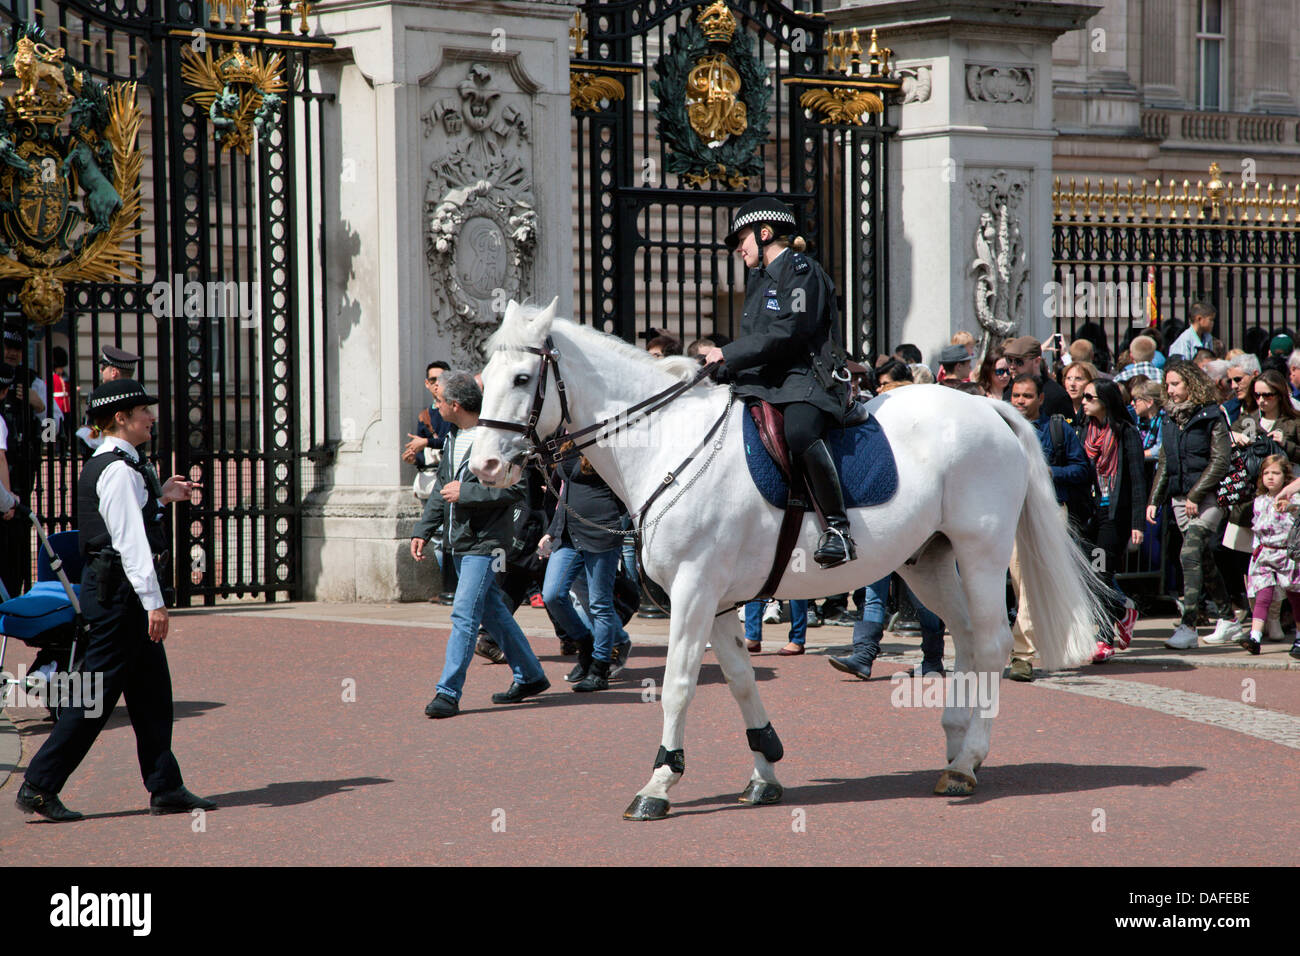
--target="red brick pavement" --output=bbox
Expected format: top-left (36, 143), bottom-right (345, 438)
top-left (0, 613), bottom-right (1294, 866)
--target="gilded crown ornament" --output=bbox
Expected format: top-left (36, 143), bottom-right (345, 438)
top-left (697, 2), bottom-right (737, 45)
top-left (0, 23), bottom-right (144, 325)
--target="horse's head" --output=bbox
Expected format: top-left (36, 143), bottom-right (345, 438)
top-left (470, 296), bottom-right (562, 487)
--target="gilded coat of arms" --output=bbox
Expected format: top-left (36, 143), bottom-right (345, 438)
top-left (651, 2), bottom-right (770, 188)
top-left (180, 44), bottom-right (287, 156)
top-left (0, 24), bottom-right (144, 325)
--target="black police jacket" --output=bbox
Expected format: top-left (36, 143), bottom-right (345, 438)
top-left (719, 248), bottom-right (848, 419)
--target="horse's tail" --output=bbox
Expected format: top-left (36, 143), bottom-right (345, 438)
top-left (990, 400), bottom-right (1110, 671)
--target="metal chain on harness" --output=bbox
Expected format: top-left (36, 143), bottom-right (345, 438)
top-left (537, 387), bottom-right (735, 541)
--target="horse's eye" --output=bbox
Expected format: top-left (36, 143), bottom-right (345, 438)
top-left (514, 373), bottom-right (531, 387)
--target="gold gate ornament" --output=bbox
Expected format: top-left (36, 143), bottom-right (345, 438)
top-left (181, 44), bottom-right (288, 155)
top-left (0, 26), bottom-right (144, 325)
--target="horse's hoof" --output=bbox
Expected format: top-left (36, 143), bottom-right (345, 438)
top-left (933, 770), bottom-right (977, 796)
top-left (738, 780), bottom-right (784, 805)
top-left (623, 795), bottom-right (671, 821)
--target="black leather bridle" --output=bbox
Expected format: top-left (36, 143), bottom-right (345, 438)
top-left (477, 335), bottom-right (721, 467)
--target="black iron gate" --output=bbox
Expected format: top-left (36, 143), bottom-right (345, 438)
top-left (0, 0), bottom-right (332, 604)
top-left (570, 0), bottom-right (896, 359)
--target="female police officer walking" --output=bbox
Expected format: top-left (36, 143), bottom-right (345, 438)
top-left (17, 379), bottom-right (214, 821)
top-left (702, 196), bottom-right (856, 567)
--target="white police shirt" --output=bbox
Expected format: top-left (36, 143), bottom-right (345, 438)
top-left (94, 436), bottom-right (164, 611)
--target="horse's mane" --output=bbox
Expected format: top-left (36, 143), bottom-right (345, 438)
top-left (488, 306), bottom-right (699, 384)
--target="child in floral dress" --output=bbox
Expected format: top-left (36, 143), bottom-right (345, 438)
top-left (1242, 454), bottom-right (1300, 655)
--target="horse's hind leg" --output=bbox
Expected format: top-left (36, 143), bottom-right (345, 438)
top-left (901, 540), bottom-right (1009, 796)
top-left (708, 609), bottom-right (784, 805)
top-left (936, 559), bottom-right (1013, 796)
top-left (623, 583), bottom-right (713, 822)
top-left (897, 543), bottom-right (974, 770)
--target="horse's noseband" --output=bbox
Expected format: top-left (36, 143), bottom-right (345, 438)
top-left (476, 336), bottom-right (572, 464)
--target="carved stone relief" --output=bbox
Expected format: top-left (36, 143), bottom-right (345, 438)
top-left (965, 65), bottom-right (1034, 103)
top-left (968, 170), bottom-right (1029, 361)
top-left (894, 65), bottom-right (932, 105)
top-left (424, 61), bottom-right (537, 363)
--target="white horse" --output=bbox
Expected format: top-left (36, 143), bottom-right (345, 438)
top-left (470, 300), bottom-right (1107, 820)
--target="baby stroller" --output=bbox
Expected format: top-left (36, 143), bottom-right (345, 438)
top-left (0, 504), bottom-right (86, 721)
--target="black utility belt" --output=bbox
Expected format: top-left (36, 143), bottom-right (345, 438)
top-left (86, 548), bottom-right (172, 571)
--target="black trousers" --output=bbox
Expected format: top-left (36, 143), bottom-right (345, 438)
top-left (25, 565), bottom-right (183, 797)
top-left (781, 402), bottom-right (832, 457)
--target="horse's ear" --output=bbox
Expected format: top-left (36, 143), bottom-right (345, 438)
top-left (526, 296), bottom-right (558, 337)
top-left (502, 298), bottom-right (521, 324)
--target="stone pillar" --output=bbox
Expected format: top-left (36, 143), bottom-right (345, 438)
top-left (832, 0), bottom-right (1099, 363)
top-left (302, 0), bottom-right (578, 601)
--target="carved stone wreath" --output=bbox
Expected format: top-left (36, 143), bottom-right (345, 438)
top-left (427, 180), bottom-right (535, 332)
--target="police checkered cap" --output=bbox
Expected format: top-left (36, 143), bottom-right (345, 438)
top-left (1, 324), bottom-right (21, 347)
top-left (0, 361), bottom-right (14, 387)
top-left (87, 378), bottom-right (157, 416)
top-left (99, 343), bottom-right (140, 370)
top-left (724, 197), bottom-right (798, 249)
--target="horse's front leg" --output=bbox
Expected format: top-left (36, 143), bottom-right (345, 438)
top-left (623, 582), bottom-right (715, 822)
top-left (707, 607), bottom-right (784, 805)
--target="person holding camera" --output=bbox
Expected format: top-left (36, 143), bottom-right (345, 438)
top-left (17, 379), bottom-right (213, 822)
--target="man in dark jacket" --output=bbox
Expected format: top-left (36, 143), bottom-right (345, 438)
top-left (1002, 334), bottom-right (1073, 418)
top-left (410, 371), bottom-right (548, 718)
top-left (702, 196), bottom-right (855, 567)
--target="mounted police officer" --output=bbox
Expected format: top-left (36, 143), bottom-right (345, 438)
top-left (17, 379), bottom-right (214, 822)
top-left (703, 196), bottom-right (856, 568)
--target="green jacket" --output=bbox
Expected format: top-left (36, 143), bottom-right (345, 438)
top-left (411, 425), bottom-right (524, 556)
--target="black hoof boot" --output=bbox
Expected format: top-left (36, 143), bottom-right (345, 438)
top-left (623, 795), bottom-right (671, 821)
top-left (738, 780), bottom-right (784, 805)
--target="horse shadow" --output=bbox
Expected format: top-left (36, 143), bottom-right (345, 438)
top-left (669, 762), bottom-right (1204, 813)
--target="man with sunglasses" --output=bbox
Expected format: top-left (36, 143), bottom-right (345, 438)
top-left (1223, 354), bottom-right (1260, 424)
top-left (1000, 335), bottom-right (1072, 417)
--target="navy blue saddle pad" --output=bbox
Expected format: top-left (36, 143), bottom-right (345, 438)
top-left (742, 412), bottom-right (898, 509)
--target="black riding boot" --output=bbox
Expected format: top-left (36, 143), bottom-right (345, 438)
top-left (799, 439), bottom-right (857, 568)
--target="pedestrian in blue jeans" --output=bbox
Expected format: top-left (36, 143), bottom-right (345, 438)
top-left (828, 575), bottom-right (945, 679)
top-left (745, 599), bottom-right (809, 654)
top-left (539, 446), bottom-right (631, 692)
top-left (410, 371), bottom-right (549, 718)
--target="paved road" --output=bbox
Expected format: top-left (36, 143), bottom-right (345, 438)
top-left (0, 605), bottom-right (1295, 865)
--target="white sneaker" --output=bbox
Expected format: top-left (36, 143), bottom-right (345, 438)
top-left (1165, 624), bottom-right (1199, 650)
top-left (762, 600), bottom-right (781, 624)
top-left (1202, 618), bottom-right (1243, 645)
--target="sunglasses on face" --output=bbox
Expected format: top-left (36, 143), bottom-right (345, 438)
top-left (1255, 391), bottom-right (1278, 399)
top-left (1228, 376), bottom-right (1246, 384)
top-left (994, 368), bottom-right (1009, 377)
top-left (1006, 357), bottom-right (1029, 367)
top-left (1083, 392), bottom-right (1099, 401)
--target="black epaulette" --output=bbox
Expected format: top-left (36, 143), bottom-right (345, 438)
top-left (792, 252), bottom-right (809, 274)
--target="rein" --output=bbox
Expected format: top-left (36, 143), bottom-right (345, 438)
top-left (477, 335), bottom-right (721, 466)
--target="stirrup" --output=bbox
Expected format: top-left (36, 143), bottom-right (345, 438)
top-left (814, 526), bottom-right (856, 568)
